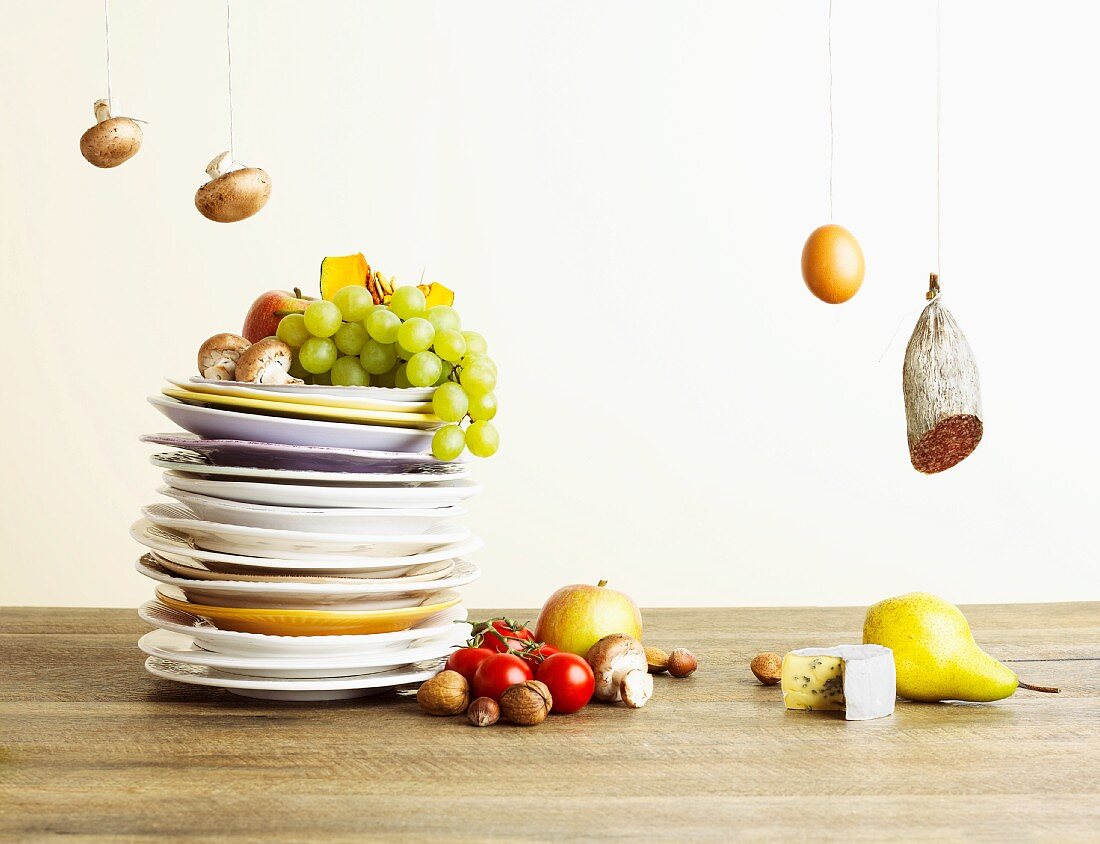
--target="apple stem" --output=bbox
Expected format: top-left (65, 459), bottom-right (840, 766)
top-left (597, 579), bottom-right (608, 588)
top-left (294, 287), bottom-right (303, 299)
top-left (1018, 681), bottom-right (1060, 694)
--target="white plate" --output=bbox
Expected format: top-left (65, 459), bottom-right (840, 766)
top-left (142, 502), bottom-right (471, 560)
top-left (139, 600), bottom-right (470, 658)
top-left (150, 450), bottom-right (468, 484)
top-left (144, 656), bottom-right (442, 700)
top-left (131, 519), bottom-right (484, 575)
top-left (188, 377), bottom-right (436, 402)
top-left (162, 471), bottom-right (482, 510)
top-left (149, 395), bottom-right (435, 452)
top-left (135, 555), bottom-right (481, 608)
top-left (159, 487), bottom-right (466, 534)
top-left (139, 629), bottom-right (465, 678)
top-left (153, 556), bottom-right (456, 584)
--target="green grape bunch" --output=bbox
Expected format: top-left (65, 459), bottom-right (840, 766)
top-left (273, 283), bottom-right (499, 461)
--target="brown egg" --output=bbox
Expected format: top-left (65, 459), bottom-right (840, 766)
top-left (801, 223), bottom-right (865, 304)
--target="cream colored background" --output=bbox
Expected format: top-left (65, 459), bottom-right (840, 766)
top-left (1, 1), bottom-right (1097, 608)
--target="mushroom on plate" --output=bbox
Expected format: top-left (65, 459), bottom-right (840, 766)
top-left (80, 99), bottom-right (142, 168)
top-left (234, 337), bottom-right (302, 385)
top-left (197, 333), bottom-right (251, 381)
top-left (586, 634), bottom-right (650, 703)
top-left (195, 151), bottom-right (271, 223)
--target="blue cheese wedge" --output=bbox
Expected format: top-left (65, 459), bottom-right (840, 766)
top-left (781, 645), bottom-right (896, 721)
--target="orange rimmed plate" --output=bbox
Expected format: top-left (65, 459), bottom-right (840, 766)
top-left (154, 586), bottom-right (462, 636)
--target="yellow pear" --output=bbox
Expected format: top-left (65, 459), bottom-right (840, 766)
top-left (863, 592), bottom-right (1019, 702)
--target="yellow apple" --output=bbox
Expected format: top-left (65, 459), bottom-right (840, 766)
top-left (534, 580), bottom-right (643, 657)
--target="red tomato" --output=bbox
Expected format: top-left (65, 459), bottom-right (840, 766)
top-left (519, 644), bottom-right (560, 671)
top-left (472, 653), bottom-right (533, 702)
top-left (477, 619), bottom-right (537, 654)
top-left (445, 647), bottom-right (494, 683)
top-left (535, 653), bottom-right (595, 714)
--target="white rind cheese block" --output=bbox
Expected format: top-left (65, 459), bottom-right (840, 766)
top-left (781, 644), bottom-right (896, 721)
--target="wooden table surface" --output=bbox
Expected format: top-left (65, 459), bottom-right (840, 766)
top-left (1, 604), bottom-right (1098, 842)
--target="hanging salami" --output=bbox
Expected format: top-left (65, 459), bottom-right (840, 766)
top-left (902, 274), bottom-right (983, 473)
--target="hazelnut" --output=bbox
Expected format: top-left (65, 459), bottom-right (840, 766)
top-left (750, 652), bottom-right (783, 685)
top-left (620, 669), bottom-right (653, 708)
top-left (467, 696), bottom-right (500, 727)
top-left (500, 680), bottom-right (553, 726)
top-left (645, 646), bottom-right (669, 674)
top-left (416, 670), bottom-right (469, 716)
top-left (667, 648), bottom-right (698, 678)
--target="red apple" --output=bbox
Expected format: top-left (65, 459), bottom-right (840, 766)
top-left (534, 580), bottom-right (643, 657)
top-left (242, 288), bottom-right (314, 343)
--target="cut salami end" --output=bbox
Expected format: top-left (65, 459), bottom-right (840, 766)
top-left (910, 414), bottom-right (983, 474)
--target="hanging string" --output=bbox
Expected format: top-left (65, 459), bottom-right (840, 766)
top-left (103, 0), bottom-right (113, 109)
top-left (826, 0), bottom-right (834, 221)
top-left (225, 0), bottom-right (236, 164)
top-left (935, 0), bottom-right (942, 278)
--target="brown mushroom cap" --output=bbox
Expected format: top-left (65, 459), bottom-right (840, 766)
top-left (197, 333), bottom-right (251, 380)
top-left (195, 168), bottom-right (272, 223)
top-left (80, 108), bottom-right (143, 168)
top-left (234, 337), bottom-right (301, 384)
top-left (586, 634), bottom-right (648, 701)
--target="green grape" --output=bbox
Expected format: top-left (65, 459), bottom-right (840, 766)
top-left (426, 306), bottom-right (461, 333)
top-left (390, 285), bottom-right (427, 320)
top-left (331, 355), bottom-right (370, 386)
top-left (303, 300), bottom-right (343, 338)
top-left (359, 339), bottom-right (397, 375)
top-left (394, 363), bottom-right (411, 388)
top-left (434, 361), bottom-right (454, 386)
top-left (465, 420), bottom-right (499, 458)
top-left (333, 321), bottom-right (368, 356)
top-left (433, 382), bottom-right (469, 422)
top-left (366, 308), bottom-right (401, 344)
top-left (397, 318), bottom-right (435, 354)
top-left (468, 390), bottom-right (497, 421)
top-left (432, 424), bottom-right (466, 461)
top-left (406, 351), bottom-right (443, 387)
top-left (299, 336), bottom-right (338, 374)
top-left (460, 363), bottom-right (496, 395)
top-left (288, 353), bottom-right (311, 381)
top-left (313, 370), bottom-right (333, 386)
top-left (333, 286), bottom-right (374, 322)
top-left (461, 353), bottom-right (497, 374)
top-left (276, 313), bottom-right (310, 347)
top-left (462, 331), bottom-right (488, 356)
top-left (372, 366), bottom-right (397, 388)
top-left (433, 328), bottom-right (466, 363)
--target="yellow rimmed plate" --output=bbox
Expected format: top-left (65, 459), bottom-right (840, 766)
top-left (173, 378), bottom-right (436, 413)
top-left (154, 586), bottom-right (462, 636)
top-left (161, 387), bottom-right (443, 429)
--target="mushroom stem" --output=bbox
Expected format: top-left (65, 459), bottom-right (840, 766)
top-left (93, 99), bottom-right (113, 123)
top-left (205, 151), bottom-right (244, 179)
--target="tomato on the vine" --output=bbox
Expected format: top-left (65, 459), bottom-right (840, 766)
top-left (473, 618), bottom-right (537, 654)
top-left (472, 653), bottom-right (533, 702)
top-left (519, 643), bottom-right (560, 671)
top-left (445, 647), bottom-right (495, 683)
top-left (535, 653), bottom-right (595, 714)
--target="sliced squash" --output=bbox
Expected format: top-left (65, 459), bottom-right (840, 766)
top-left (421, 282), bottom-right (455, 308)
top-left (319, 253), bottom-right (370, 301)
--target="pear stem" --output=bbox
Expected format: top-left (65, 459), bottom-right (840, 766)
top-left (1018, 681), bottom-right (1060, 694)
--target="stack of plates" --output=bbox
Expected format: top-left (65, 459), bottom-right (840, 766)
top-left (134, 378), bottom-right (483, 700)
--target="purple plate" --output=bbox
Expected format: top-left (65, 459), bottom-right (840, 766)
top-left (141, 433), bottom-right (454, 473)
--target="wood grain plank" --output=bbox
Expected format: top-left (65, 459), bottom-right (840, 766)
top-left (0, 606), bottom-right (1097, 841)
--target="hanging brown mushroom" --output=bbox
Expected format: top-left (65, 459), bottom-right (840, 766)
top-left (79, 99), bottom-right (142, 168)
top-left (902, 274), bottom-right (983, 474)
top-left (195, 151), bottom-right (271, 223)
